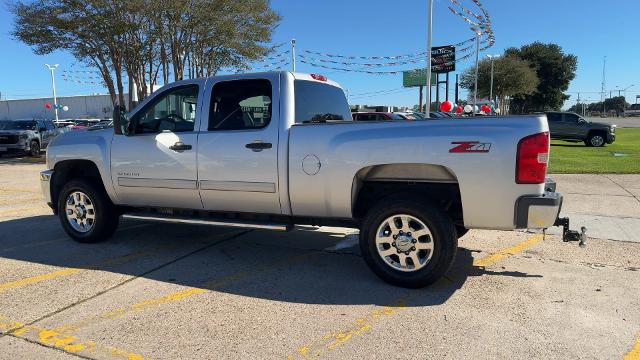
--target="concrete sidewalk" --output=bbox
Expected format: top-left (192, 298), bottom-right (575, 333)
top-left (548, 174), bottom-right (640, 243)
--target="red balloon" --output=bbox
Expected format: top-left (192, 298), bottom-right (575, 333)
top-left (439, 100), bottom-right (453, 113)
top-left (455, 105), bottom-right (463, 114)
top-left (481, 105), bottom-right (491, 113)
top-left (44, 103), bottom-right (52, 109)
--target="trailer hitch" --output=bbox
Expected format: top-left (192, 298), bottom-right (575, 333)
top-left (553, 217), bottom-right (587, 247)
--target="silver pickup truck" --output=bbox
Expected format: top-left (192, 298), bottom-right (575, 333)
top-left (40, 72), bottom-right (583, 288)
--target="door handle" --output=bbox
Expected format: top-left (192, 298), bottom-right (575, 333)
top-left (169, 142), bottom-right (192, 151)
top-left (245, 141), bottom-right (272, 151)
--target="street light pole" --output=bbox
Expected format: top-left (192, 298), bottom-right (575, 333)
top-left (44, 64), bottom-right (59, 122)
top-left (487, 54), bottom-right (500, 112)
top-left (291, 39), bottom-right (296, 72)
top-left (425, 0), bottom-right (434, 116)
top-left (472, 27), bottom-right (481, 116)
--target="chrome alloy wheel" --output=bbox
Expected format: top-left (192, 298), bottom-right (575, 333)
top-left (375, 214), bottom-right (434, 272)
top-left (65, 191), bottom-right (96, 233)
top-left (591, 135), bottom-right (604, 147)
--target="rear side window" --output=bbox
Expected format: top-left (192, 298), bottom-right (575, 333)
top-left (546, 113), bottom-right (561, 122)
top-left (294, 80), bottom-right (351, 123)
top-left (563, 113), bottom-right (579, 123)
top-left (208, 79), bottom-right (272, 131)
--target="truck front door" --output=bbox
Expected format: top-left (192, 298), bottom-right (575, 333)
top-left (197, 76), bottom-right (281, 214)
top-left (110, 81), bottom-right (205, 209)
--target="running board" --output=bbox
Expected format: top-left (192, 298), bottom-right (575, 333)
top-left (121, 213), bottom-right (292, 231)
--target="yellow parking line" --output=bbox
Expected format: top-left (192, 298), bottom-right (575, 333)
top-left (0, 188), bottom-right (41, 194)
top-left (0, 314), bottom-right (147, 359)
top-left (288, 234), bottom-right (544, 359)
top-left (0, 206), bottom-right (49, 217)
top-left (625, 334), bottom-right (640, 360)
top-left (473, 234), bottom-right (543, 267)
top-left (52, 252), bottom-right (315, 335)
top-left (0, 268), bottom-right (84, 292)
top-left (0, 225), bottom-right (177, 293)
top-left (0, 223), bottom-right (148, 253)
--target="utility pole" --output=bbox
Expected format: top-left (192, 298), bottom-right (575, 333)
top-left (291, 39), bottom-right (296, 72)
top-left (472, 27), bottom-right (481, 116)
top-left (487, 54), bottom-right (500, 111)
top-left (454, 74), bottom-right (459, 105)
top-left (425, 0), bottom-right (434, 116)
top-left (601, 56), bottom-right (606, 117)
top-left (44, 64), bottom-right (59, 122)
top-left (419, 86), bottom-right (424, 113)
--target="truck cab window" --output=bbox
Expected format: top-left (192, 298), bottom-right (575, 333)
top-left (208, 79), bottom-right (272, 131)
top-left (133, 85), bottom-right (199, 134)
top-left (294, 80), bottom-right (351, 123)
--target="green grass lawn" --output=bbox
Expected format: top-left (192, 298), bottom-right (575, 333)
top-left (548, 128), bottom-right (640, 174)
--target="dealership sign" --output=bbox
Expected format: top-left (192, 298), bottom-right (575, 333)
top-left (402, 45), bottom-right (456, 87)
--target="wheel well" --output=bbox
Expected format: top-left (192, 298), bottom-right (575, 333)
top-left (51, 160), bottom-right (105, 209)
top-left (30, 138), bottom-right (40, 145)
top-left (587, 129), bottom-right (606, 137)
top-left (353, 181), bottom-right (464, 227)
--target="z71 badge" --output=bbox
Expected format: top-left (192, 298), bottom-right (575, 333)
top-left (449, 141), bottom-right (492, 153)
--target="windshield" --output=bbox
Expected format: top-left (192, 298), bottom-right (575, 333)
top-left (0, 120), bottom-right (36, 130)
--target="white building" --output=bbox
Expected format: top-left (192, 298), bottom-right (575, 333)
top-left (0, 93), bottom-right (130, 120)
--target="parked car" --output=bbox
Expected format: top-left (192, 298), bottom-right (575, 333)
top-left (545, 111), bottom-right (616, 147)
top-left (625, 104), bottom-right (640, 117)
top-left (41, 72), bottom-right (583, 288)
top-left (395, 112), bottom-right (426, 120)
top-left (0, 119), bottom-right (58, 156)
top-left (352, 112), bottom-right (405, 121)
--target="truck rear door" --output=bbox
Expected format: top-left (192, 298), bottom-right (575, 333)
top-left (196, 74), bottom-right (281, 214)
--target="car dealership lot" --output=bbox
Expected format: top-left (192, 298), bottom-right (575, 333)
top-left (0, 158), bottom-right (638, 359)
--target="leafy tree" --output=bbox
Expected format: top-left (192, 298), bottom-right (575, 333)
top-left (460, 55), bottom-right (538, 115)
top-left (505, 42), bottom-right (577, 113)
top-left (10, 0), bottom-right (280, 108)
top-left (578, 96), bottom-right (630, 116)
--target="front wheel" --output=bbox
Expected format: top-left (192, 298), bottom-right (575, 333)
top-left (29, 140), bottom-right (40, 157)
top-left (585, 133), bottom-right (605, 147)
top-left (360, 197), bottom-right (458, 288)
top-left (57, 179), bottom-right (119, 243)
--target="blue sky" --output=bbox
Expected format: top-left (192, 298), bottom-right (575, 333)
top-left (1, 0), bottom-right (638, 109)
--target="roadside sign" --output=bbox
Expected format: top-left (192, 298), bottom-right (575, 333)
top-left (403, 69), bottom-right (437, 87)
top-left (403, 45), bottom-right (455, 88)
top-left (431, 45), bottom-right (456, 73)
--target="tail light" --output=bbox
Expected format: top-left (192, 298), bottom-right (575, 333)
top-left (516, 132), bottom-right (549, 184)
top-left (310, 74), bottom-right (327, 82)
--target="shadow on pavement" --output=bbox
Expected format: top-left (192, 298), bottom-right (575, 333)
top-left (0, 215), bottom-right (542, 307)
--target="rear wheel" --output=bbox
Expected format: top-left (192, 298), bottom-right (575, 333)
top-left (585, 133), bottom-right (605, 147)
top-left (57, 179), bottom-right (119, 243)
top-left (360, 197), bottom-right (458, 288)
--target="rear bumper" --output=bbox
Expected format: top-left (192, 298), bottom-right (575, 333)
top-left (515, 180), bottom-right (563, 229)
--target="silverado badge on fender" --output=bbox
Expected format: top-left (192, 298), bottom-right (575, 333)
top-left (449, 141), bottom-right (492, 153)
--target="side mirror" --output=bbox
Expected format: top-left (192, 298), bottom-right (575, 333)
top-left (578, 119), bottom-right (587, 125)
top-left (112, 105), bottom-right (131, 135)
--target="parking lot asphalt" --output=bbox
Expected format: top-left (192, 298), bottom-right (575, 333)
top-left (586, 117), bottom-right (640, 128)
top-left (0, 157), bottom-right (639, 360)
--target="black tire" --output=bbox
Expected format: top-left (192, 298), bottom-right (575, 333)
top-left (57, 179), bottom-right (119, 243)
top-left (456, 226), bottom-right (470, 239)
top-left (359, 197), bottom-right (458, 288)
top-left (29, 140), bottom-right (40, 157)
top-left (585, 132), bottom-right (606, 147)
